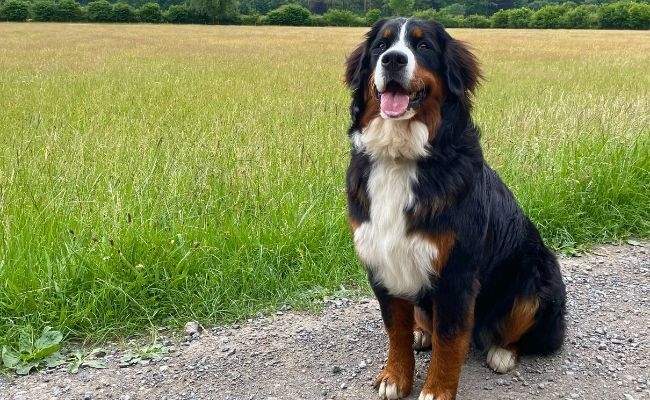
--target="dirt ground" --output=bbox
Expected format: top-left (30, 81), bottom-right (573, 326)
top-left (1, 242), bottom-right (648, 400)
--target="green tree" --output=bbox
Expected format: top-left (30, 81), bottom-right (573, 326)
top-left (413, 8), bottom-right (461, 27)
top-left (530, 4), bottom-right (569, 28)
top-left (165, 4), bottom-right (190, 23)
top-left (599, 1), bottom-right (629, 29)
top-left (628, 2), bottom-right (650, 29)
top-left (112, 2), bottom-right (136, 22)
top-left (491, 8), bottom-right (510, 27)
top-left (441, 3), bottom-right (465, 16)
top-left (189, 0), bottom-right (239, 24)
top-left (239, 11), bottom-right (261, 24)
top-left (465, 0), bottom-right (491, 16)
top-left (464, 14), bottom-right (490, 27)
top-left (31, 0), bottom-right (56, 21)
top-left (87, 0), bottom-right (113, 21)
top-left (54, 0), bottom-right (83, 21)
top-left (563, 4), bottom-right (599, 28)
top-left (388, 0), bottom-right (414, 17)
top-left (0, 0), bottom-right (30, 21)
top-left (138, 2), bottom-right (162, 22)
top-left (309, 14), bottom-right (326, 26)
top-left (266, 3), bottom-right (311, 25)
top-left (323, 8), bottom-right (361, 26)
top-left (365, 8), bottom-right (381, 24)
top-left (507, 7), bottom-right (532, 28)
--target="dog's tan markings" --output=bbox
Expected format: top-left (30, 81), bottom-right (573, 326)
top-left (422, 231), bottom-right (455, 274)
top-left (411, 66), bottom-right (445, 141)
top-left (501, 296), bottom-right (540, 347)
top-left (374, 297), bottom-right (415, 399)
top-left (348, 219), bottom-right (360, 234)
top-left (412, 27), bottom-right (423, 39)
top-left (382, 28), bottom-right (393, 39)
top-left (420, 300), bottom-right (474, 400)
top-left (359, 72), bottom-right (380, 128)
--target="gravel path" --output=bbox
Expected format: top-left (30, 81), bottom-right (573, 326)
top-left (2, 243), bottom-right (649, 400)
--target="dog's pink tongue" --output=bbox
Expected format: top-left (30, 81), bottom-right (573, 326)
top-left (380, 91), bottom-right (409, 117)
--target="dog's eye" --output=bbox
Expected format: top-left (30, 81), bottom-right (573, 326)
top-left (376, 41), bottom-right (386, 51)
top-left (417, 42), bottom-right (429, 50)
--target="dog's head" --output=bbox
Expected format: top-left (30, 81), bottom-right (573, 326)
top-left (346, 18), bottom-right (480, 131)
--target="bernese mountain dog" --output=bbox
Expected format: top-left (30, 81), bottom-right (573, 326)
top-left (344, 18), bottom-right (567, 400)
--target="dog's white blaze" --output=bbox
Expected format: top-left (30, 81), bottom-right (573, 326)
top-left (353, 150), bottom-right (437, 298)
top-left (375, 19), bottom-right (416, 94)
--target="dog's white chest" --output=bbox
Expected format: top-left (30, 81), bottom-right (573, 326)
top-left (353, 159), bottom-right (437, 297)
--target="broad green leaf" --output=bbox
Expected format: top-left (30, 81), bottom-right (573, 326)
top-left (45, 352), bottom-right (64, 368)
top-left (89, 348), bottom-right (107, 357)
top-left (1, 346), bottom-right (21, 368)
top-left (32, 343), bottom-right (60, 360)
top-left (68, 359), bottom-right (83, 374)
top-left (15, 360), bottom-right (39, 375)
top-left (35, 328), bottom-right (63, 350)
top-left (83, 359), bottom-right (108, 369)
top-left (18, 331), bottom-right (33, 354)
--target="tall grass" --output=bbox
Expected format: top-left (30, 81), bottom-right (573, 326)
top-left (0, 25), bottom-right (648, 344)
top-left (468, 29), bottom-right (650, 251)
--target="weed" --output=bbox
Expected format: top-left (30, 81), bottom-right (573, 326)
top-left (67, 348), bottom-right (108, 374)
top-left (1, 327), bottom-right (64, 375)
top-left (120, 343), bottom-right (169, 366)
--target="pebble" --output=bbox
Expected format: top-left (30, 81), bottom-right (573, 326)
top-left (184, 321), bottom-right (200, 336)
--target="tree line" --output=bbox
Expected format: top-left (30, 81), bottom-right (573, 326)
top-left (1, 0), bottom-right (649, 29)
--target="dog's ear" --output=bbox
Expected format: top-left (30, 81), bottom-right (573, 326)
top-left (443, 38), bottom-right (481, 99)
top-left (345, 19), bottom-right (386, 91)
top-left (345, 43), bottom-right (367, 90)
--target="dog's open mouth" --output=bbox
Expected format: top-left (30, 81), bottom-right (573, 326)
top-left (379, 81), bottom-right (427, 118)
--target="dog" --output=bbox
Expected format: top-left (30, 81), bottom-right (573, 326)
top-left (344, 18), bottom-right (567, 400)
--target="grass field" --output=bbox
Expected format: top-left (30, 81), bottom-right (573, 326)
top-left (0, 24), bottom-right (648, 346)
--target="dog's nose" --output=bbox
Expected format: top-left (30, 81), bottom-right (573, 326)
top-left (381, 51), bottom-right (408, 73)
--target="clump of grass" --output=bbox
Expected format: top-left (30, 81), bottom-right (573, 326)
top-left (0, 25), bottom-right (648, 348)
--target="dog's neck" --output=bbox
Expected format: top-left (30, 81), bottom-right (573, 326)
top-left (352, 117), bottom-right (430, 161)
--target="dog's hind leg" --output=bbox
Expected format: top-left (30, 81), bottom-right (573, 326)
top-left (414, 306), bottom-right (432, 350)
top-left (487, 297), bottom-right (539, 374)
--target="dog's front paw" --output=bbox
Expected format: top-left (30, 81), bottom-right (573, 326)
top-left (418, 390), bottom-right (454, 400)
top-left (375, 369), bottom-right (413, 399)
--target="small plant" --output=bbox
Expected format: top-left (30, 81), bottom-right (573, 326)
top-left (67, 348), bottom-right (108, 374)
top-left (1, 327), bottom-right (64, 375)
top-left (120, 343), bottom-right (168, 366)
